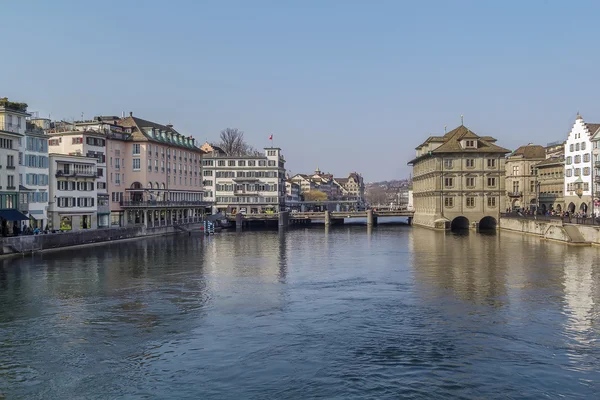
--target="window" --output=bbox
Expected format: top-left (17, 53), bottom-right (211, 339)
top-left (576, 143), bottom-right (580, 151)
top-left (148, 144), bottom-right (152, 153)
top-left (582, 142), bottom-right (587, 150)
top-left (570, 144), bottom-right (574, 152)
top-left (465, 140), bottom-right (475, 148)
top-left (444, 197), bottom-right (453, 207)
top-left (584, 153), bottom-right (590, 162)
top-left (258, 160), bottom-right (266, 167)
top-left (443, 159), bottom-right (453, 169)
top-left (49, 139), bottom-right (60, 146)
top-left (487, 159), bottom-right (496, 168)
top-left (133, 159), bottom-right (141, 170)
top-left (268, 160), bottom-right (276, 166)
top-left (566, 169), bottom-right (572, 177)
top-left (133, 144), bottom-right (141, 155)
top-left (575, 168), bottom-right (581, 176)
top-left (566, 156), bottom-right (572, 165)
top-left (487, 197), bottom-right (496, 207)
top-left (466, 177), bottom-right (475, 187)
top-left (7, 155), bottom-right (14, 167)
top-left (203, 170), bottom-right (213, 176)
top-left (238, 160), bottom-right (246, 167)
top-left (248, 160), bottom-right (256, 167)
top-left (530, 181), bottom-right (535, 193)
top-left (72, 137), bottom-right (83, 144)
top-left (575, 155), bottom-right (581, 164)
top-left (466, 159), bottom-right (474, 168)
top-left (444, 177), bottom-right (453, 187)
top-left (466, 197), bottom-right (475, 207)
top-left (218, 160), bottom-right (226, 167)
top-left (487, 177), bottom-right (496, 187)
top-left (584, 167), bottom-right (590, 176)
top-left (584, 183), bottom-right (589, 191)
top-left (512, 182), bottom-right (520, 192)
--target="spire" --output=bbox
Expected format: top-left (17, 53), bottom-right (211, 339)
top-left (461, 115), bottom-right (464, 125)
top-left (576, 112), bottom-right (583, 120)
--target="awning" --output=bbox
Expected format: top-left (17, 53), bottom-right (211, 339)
top-left (0, 209), bottom-right (30, 221)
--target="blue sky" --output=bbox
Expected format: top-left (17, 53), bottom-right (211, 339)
top-left (2, 0), bottom-right (599, 181)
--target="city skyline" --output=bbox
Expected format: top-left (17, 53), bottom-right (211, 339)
top-left (3, 1), bottom-right (600, 181)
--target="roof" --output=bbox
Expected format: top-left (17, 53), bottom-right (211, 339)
top-left (585, 123), bottom-right (600, 136)
top-left (118, 115), bottom-right (204, 153)
top-left (509, 144), bottom-right (546, 159)
top-left (535, 156), bottom-right (564, 167)
top-left (408, 125), bottom-right (510, 165)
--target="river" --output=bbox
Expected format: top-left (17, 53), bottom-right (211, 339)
top-left (1, 226), bottom-right (599, 399)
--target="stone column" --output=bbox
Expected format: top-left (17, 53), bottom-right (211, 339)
top-left (324, 210), bottom-right (331, 226)
top-left (367, 209), bottom-right (376, 226)
top-left (279, 210), bottom-right (289, 230)
top-left (236, 213), bottom-right (243, 231)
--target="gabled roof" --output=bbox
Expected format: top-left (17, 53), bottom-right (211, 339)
top-left (585, 123), bottom-right (600, 136)
top-left (510, 144), bottom-right (546, 159)
top-left (536, 156), bottom-right (564, 167)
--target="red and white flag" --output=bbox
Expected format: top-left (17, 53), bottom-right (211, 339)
top-left (269, 135), bottom-right (273, 140)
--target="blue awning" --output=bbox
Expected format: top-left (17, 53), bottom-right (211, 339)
top-left (0, 209), bottom-right (30, 221)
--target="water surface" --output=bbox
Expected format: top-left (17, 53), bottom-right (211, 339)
top-left (1, 226), bottom-right (599, 399)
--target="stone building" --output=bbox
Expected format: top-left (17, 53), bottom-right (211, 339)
top-left (408, 124), bottom-right (510, 230)
top-left (504, 144), bottom-right (546, 211)
top-left (564, 114), bottom-right (599, 215)
top-left (535, 156), bottom-right (565, 213)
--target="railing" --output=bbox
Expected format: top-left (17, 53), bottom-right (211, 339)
top-left (501, 212), bottom-right (600, 225)
top-left (120, 200), bottom-right (209, 207)
top-left (55, 170), bottom-right (97, 178)
top-left (507, 191), bottom-right (522, 197)
top-left (1, 123), bottom-right (22, 133)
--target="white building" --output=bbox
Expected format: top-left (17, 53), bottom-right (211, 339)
top-left (48, 154), bottom-right (100, 231)
top-left (19, 123), bottom-right (49, 229)
top-left (285, 180), bottom-right (301, 210)
top-left (564, 114), bottom-right (599, 215)
top-left (47, 128), bottom-right (110, 227)
top-left (201, 144), bottom-right (287, 214)
top-left (0, 98), bottom-right (30, 233)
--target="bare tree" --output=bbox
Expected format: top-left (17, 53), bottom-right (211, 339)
top-left (218, 128), bottom-right (260, 156)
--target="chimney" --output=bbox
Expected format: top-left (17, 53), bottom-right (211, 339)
top-left (129, 111), bottom-right (133, 117)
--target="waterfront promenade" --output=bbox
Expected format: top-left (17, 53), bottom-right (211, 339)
top-left (1, 227), bottom-right (599, 399)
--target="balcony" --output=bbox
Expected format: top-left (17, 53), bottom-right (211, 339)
top-left (595, 161), bottom-right (600, 168)
top-left (55, 170), bottom-right (97, 178)
top-left (6, 165), bottom-right (15, 170)
top-left (6, 186), bottom-right (16, 190)
top-left (595, 176), bottom-right (600, 183)
top-left (507, 191), bottom-right (522, 197)
top-left (120, 200), bottom-right (210, 208)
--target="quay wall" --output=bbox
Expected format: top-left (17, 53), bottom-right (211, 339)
top-left (0, 223), bottom-right (204, 256)
top-left (498, 217), bottom-right (600, 245)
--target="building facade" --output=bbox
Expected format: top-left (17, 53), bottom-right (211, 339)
top-left (0, 98), bottom-right (29, 234)
top-left (408, 125), bottom-right (510, 230)
top-left (202, 145), bottom-right (286, 214)
top-left (504, 144), bottom-right (546, 211)
top-left (564, 114), bottom-right (598, 215)
top-left (19, 123), bottom-right (49, 228)
top-left (285, 180), bottom-right (301, 210)
top-left (48, 154), bottom-right (99, 231)
top-left (535, 156), bottom-right (565, 213)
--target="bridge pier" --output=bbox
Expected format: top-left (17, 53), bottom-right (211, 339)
top-left (279, 211), bottom-right (289, 230)
top-left (236, 213), bottom-right (243, 231)
top-left (367, 209), bottom-right (377, 226)
top-left (408, 217), bottom-right (413, 226)
top-left (324, 210), bottom-right (331, 226)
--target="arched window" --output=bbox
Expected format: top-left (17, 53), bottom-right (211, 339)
top-left (148, 182), bottom-right (153, 189)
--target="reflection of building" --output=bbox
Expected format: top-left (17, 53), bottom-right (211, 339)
top-left (48, 154), bottom-right (99, 230)
top-left (202, 144), bottom-right (286, 214)
top-left (408, 124), bottom-right (510, 229)
top-left (504, 144), bottom-right (545, 211)
top-left (564, 114), bottom-right (598, 215)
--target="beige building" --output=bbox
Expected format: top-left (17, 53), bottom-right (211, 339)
top-left (408, 125), bottom-right (510, 230)
top-left (535, 156), bottom-right (564, 213)
top-left (504, 144), bottom-right (546, 211)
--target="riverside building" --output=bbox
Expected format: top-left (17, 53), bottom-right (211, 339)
top-left (563, 114), bottom-right (599, 215)
top-left (408, 124), bottom-right (510, 230)
top-left (504, 144), bottom-right (546, 211)
top-left (201, 143), bottom-right (287, 214)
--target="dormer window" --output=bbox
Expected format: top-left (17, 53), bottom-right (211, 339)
top-left (464, 140), bottom-right (476, 148)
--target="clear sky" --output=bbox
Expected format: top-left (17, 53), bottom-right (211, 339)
top-left (2, 0), bottom-right (599, 181)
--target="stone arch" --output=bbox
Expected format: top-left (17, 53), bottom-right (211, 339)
top-left (568, 202), bottom-right (576, 213)
top-left (131, 182), bottom-right (142, 189)
top-left (450, 216), bottom-right (470, 231)
top-left (580, 202), bottom-right (588, 213)
top-left (555, 204), bottom-right (562, 212)
top-left (512, 198), bottom-right (521, 210)
top-left (541, 204), bottom-right (547, 213)
top-left (479, 216), bottom-right (497, 230)
top-left (148, 182), bottom-right (153, 189)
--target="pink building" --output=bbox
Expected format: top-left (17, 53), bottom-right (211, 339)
top-left (101, 114), bottom-right (208, 227)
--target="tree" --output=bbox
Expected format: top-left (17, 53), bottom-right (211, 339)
top-left (303, 190), bottom-right (328, 201)
top-left (218, 128), bottom-right (260, 156)
top-left (365, 186), bottom-right (387, 206)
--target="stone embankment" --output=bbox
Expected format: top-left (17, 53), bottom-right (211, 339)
top-left (499, 217), bottom-right (600, 245)
top-left (0, 223), bottom-right (204, 256)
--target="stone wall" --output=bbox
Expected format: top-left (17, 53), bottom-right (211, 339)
top-left (498, 217), bottom-right (595, 245)
top-left (0, 223), bottom-right (203, 255)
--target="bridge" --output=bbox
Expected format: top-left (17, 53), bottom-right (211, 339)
top-left (226, 209), bottom-right (414, 230)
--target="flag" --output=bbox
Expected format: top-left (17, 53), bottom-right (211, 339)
top-left (269, 135), bottom-right (273, 140)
